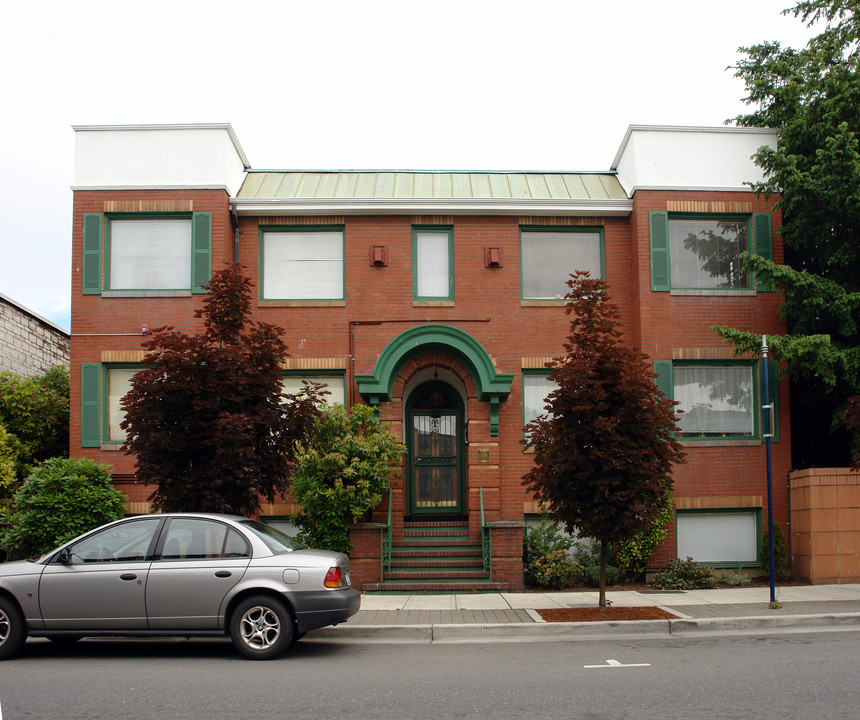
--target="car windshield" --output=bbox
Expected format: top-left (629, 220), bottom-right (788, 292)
top-left (240, 520), bottom-right (306, 553)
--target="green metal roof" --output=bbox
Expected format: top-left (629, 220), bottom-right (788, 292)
top-left (237, 170), bottom-right (628, 201)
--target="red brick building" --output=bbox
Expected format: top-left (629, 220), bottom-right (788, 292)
top-left (69, 123), bottom-right (789, 590)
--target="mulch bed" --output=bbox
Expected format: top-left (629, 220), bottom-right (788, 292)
top-left (537, 606), bottom-right (678, 622)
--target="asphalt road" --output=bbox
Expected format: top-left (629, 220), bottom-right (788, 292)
top-left (0, 630), bottom-right (857, 719)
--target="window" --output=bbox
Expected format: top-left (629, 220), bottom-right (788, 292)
top-left (650, 212), bottom-right (773, 292)
top-left (653, 360), bottom-right (779, 441)
top-left (65, 517), bottom-right (161, 564)
top-left (674, 364), bottom-right (754, 438)
top-left (107, 367), bottom-right (138, 442)
top-left (523, 373), bottom-right (556, 428)
top-left (413, 227), bottom-right (453, 301)
top-left (281, 374), bottom-right (346, 406)
top-left (676, 511), bottom-right (759, 565)
top-left (82, 213), bottom-right (212, 294)
top-left (261, 227), bottom-right (344, 300)
top-left (521, 228), bottom-right (602, 300)
top-left (159, 518), bottom-right (250, 560)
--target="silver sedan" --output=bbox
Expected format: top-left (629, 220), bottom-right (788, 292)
top-left (0, 513), bottom-right (360, 660)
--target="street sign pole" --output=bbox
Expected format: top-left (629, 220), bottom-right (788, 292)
top-left (762, 335), bottom-right (776, 605)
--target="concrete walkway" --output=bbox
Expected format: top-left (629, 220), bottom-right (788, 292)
top-left (313, 584), bottom-right (860, 643)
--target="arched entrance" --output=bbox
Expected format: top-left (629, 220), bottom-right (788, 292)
top-left (406, 381), bottom-right (465, 517)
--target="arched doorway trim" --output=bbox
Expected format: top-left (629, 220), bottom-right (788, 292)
top-left (355, 324), bottom-right (513, 434)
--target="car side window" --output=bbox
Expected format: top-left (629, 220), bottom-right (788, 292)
top-left (66, 518), bottom-right (161, 564)
top-left (159, 519), bottom-right (249, 560)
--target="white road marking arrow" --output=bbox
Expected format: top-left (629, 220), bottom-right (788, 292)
top-left (584, 658), bottom-right (651, 669)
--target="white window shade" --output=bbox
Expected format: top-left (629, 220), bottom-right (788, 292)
top-left (108, 368), bottom-right (138, 442)
top-left (676, 512), bottom-right (758, 564)
top-left (522, 231), bottom-right (601, 299)
top-left (263, 231), bottom-right (344, 300)
top-left (416, 231), bottom-right (450, 298)
top-left (110, 219), bottom-right (192, 290)
top-left (674, 365), bottom-right (753, 436)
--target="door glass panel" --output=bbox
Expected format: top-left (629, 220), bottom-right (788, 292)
top-left (412, 413), bottom-right (458, 510)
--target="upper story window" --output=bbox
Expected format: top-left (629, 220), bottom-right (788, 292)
top-left (522, 372), bottom-right (557, 430)
top-left (413, 227), bottom-right (453, 301)
top-left (260, 227), bottom-right (344, 301)
top-left (650, 212), bottom-right (774, 292)
top-left (520, 228), bottom-right (603, 300)
top-left (109, 219), bottom-right (192, 290)
top-left (674, 363), bottom-right (754, 438)
top-left (82, 213), bottom-right (212, 295)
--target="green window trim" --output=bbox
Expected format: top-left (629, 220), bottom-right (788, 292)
top-left (88, 212), bottom-right (212, 294)
top-left (80, 363), bottom-right (101, 447)
top-left (753, 212), bottom-right (774, 292)
top-left (520, 225), bottom-right (605, 301)
top-left (675, 507), bottom-right (762, 568)
top-left (412, 225), bottom-right (454, 302)
top-left (258, 224), bottom-right (346, 302)
top-left (650, 212), bottom-right (755, 293)
top-left (653, 360), bottom-right (779, 443)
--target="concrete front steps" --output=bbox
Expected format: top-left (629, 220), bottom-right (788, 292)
top-left (362, 520), bottom-right (509, 592)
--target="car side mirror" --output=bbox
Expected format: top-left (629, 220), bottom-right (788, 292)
top-left (56, 548), bottom-right (72, 565)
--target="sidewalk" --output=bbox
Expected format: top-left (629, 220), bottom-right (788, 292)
top-left (314, 584), bottom-right (860, 643)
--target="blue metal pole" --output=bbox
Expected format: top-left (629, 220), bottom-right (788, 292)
top-left (762, 336), bottom-right (776, 604)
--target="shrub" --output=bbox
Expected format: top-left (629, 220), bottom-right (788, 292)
top-left (758, 521), bottom-right (791, 578)
top-left (0, 423), bottom-right (16, 498)
top-left (0, 457), bottom-right (126, 560)
top-left (573, 540), bottom-right (619, 587)
top-left (653, 557), bottom-right (717, 590)
top-left (291, 404), bottom-right (404, 553)
top-left (714, 568), bottom-right (752, 586)
top-left (523, 514), bottom-right (580, 589)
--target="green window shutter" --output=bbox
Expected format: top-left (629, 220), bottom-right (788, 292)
top-left (81, 363), bottom-right (101, 448)
top-left (761, 360), bottom-right (780, 442)
top-left (653, 361), bottom-right (674, 399)
top-left (191, 212), bottom-right (212, 293)
top-left (82, 213), bottom-right (103, 295)
top-left (649, 211), bottom-right (670, 291)
top-left (753, 213), bottom-right (774, 292)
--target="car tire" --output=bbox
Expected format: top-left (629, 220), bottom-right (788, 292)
top-left (0, 596), bottom-right (27, 661)
top-left (229, 595), bottom-right (294, 660)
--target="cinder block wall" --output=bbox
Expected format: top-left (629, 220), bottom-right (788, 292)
top-left (0, 296), bottom-right (69, 377)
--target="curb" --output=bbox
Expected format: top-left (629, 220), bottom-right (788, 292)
top-left (310, 612), bottom-right (860, 644)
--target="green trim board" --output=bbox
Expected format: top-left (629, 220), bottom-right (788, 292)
top-left (519, 225), bottom-right (605, 301)
top-left (412, 225), bottom-right (454, 302)
top-left (355, 324), bottom-right (513, 436)
top-left (82, 214), bottom-right (104, 294)
top-left (258, 224), bottom-right (345, 302)
top-left (80, 363), bottom-right (101, 447)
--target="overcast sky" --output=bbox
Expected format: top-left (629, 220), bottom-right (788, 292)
top-left (0, 0), bottom-right (817, 332)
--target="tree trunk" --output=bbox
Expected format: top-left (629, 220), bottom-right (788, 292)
top-left (598, 539), bottom-right (607, 608)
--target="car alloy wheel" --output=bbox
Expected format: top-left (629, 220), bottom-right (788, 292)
top-left (230, 595), bottom-right (293, 660)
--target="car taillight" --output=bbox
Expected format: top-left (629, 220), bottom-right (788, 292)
top-left (324, 566), bottom-right (343, 588)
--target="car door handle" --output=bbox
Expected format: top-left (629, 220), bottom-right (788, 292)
top-left (215, 571), bottom-right (232, 578)
top-left (120, 574), bottom-right (137, 581)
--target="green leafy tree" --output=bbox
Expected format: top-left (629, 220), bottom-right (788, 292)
top-left (716, 0), bottom-right (860, 467)
top-left (291, 403), bottom-right (405, 553)
top-left (0, 423), bottom-right (16, 498)
top-left (0, 457), bottom-right (126, 560)
top-left (121, 264), bottom-right (324, 516)
top-left (0, 366), bottom-right (69, 482)
top-left (523, 272), bottom-right (686, 607)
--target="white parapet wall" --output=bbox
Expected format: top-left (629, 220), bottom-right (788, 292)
top-left (611, 125), bottom-right (778, 196)
top-left (72, 123), bottom-right (249, 194)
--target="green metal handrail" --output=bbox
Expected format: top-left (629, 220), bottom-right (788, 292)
top-left (480, 488), bottom-right (491, 578)
top-left (381, 492), bottom-right (393, 575)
